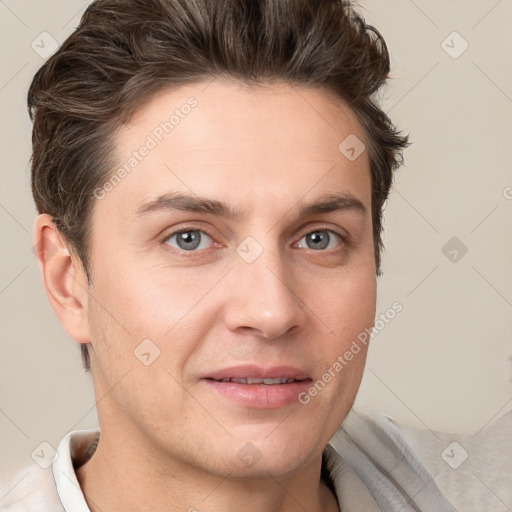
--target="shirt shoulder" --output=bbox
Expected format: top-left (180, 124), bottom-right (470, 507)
top-left (0, 464), bottom-right (64, 512)
top-left (1, 429), bottom-right (99, 512)
top-left (324, 409), bottom-right (457, 512)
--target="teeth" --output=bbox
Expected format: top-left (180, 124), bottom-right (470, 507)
top-left (219, 377), bottom-right (296, 385)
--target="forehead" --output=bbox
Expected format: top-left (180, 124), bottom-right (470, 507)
top-left (120, 78), bottom-right (363, 152)
top-left (99, 79), bottom-right (371, 222)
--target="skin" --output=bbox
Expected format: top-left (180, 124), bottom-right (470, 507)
top-left (34, 78), bottom-right (376, 512)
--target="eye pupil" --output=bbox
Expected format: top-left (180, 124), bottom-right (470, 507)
top-left (306, 231), bottom-right (329, 250)
top-left (177, 231), bottom-right (201, 250)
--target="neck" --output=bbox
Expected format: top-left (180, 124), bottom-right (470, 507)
top-left (75, 427), bottom-right (340, 512)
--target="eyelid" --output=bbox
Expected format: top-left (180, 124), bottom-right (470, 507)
top-left (294, 226), bottom-right (347, 250)
top-left (161, 223), bottom-right (347, 240)
top-left (161, 225), bottom-right (219, 250)
top-left (295, 223), bottom-right (350, 244)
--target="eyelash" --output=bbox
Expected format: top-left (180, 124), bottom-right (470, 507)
top-left (160, 225), bottom-right (349, 257)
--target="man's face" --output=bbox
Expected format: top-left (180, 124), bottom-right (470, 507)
top-left (85, 79), bottom-right (376, 477)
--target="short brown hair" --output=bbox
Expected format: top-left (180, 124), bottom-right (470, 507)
top-left (28, 0), bottom-right (409, 372)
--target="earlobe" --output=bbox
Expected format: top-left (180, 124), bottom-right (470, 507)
top-left (33, 214), bottom-right (91, 344)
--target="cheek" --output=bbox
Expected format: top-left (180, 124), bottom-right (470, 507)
top-left (87, 257), bottom-right (218, 376)
top-left (86, 281), bottom-right (191, 419)
top-left (319, 268), bottom-right (377, 344)
top-left (91, 257), bottom-right (188, 334)
top-left (309, 268), bottom-right (375, 403)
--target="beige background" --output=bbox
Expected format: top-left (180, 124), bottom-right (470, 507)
top-left (1, 0), bottom-right (511, 486)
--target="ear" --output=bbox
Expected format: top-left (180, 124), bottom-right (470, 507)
top-left (32, 214), bottom-right (91, 344)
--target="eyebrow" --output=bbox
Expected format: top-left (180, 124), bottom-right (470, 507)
top-left (133, 191), bottom-right (367, 221)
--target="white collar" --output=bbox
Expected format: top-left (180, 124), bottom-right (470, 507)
top-left (52, 428), bottom-right (98, 512)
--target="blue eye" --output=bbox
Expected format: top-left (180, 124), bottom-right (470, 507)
top-left (296, 230), bottom-right (343, 251)
top-left (163, 230), bottom-right (213, 251)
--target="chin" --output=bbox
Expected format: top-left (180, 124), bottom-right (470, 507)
top-left (214, 425), bottom-right (322, 478)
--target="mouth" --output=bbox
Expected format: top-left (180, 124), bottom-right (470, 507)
top-left (200, 365), bottom-right (313, 409)
top-left (202, 364), bottom-right (311, 381)
top-left (207, 377), bottom-right (308, 385)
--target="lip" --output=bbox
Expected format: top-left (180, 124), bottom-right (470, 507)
top-left (200, 365), bottom-right (312, 409)
top-left (201, 364), bottom-right (311, 381)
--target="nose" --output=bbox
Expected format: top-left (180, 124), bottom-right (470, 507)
top-left (223, 243), bottom-right (306, 340)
